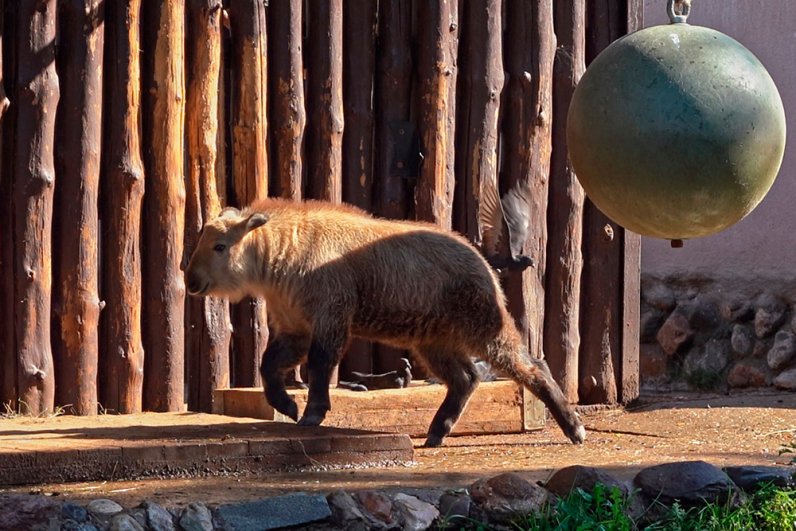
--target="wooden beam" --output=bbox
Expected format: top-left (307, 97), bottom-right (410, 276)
top-left (53, 0), bottom-right (104, 415)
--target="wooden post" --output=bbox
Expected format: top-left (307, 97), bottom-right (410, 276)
top-left (454, 0), bottom-right (503, 243)
top-left (185, 0), bottom-right (230, 413)
top-left (53, 0), bottom-right (104, 415)
top-left (340, 0), bottom-right (377, 377)
top-left (415, 0), bottom-right (458, 230)
top-left (306, 0), bottom-right (344, 203)
top-left (0, 0), bottom-right (8, 121)
top-left (100, 0), bottom-right (145, 414)
top-left (12, 0), bottom-right (59, 415)
top-left (228, 0), bottom-right (269, 387)
top-left (374, 0), bottom-right (412, 221)
top-left (545, 0), bottom-right (586, 404)
top-left (502, 0), bottom-right (556, 361)
top-left (268, 0), bottom-right (305, 200)
top-left (142, 0), bottom-right (186, 412)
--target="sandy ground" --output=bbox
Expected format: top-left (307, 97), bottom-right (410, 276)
top-left (2, 390), bottom-right (795, 509)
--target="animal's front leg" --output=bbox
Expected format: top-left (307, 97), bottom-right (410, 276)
top-left (260, 333), bottom-right (310, 422)
top-left (298, 325), bottom-right (348, 427)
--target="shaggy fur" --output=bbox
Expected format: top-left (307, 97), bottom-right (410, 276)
top-left (185, 198), bottom-right (585, 446)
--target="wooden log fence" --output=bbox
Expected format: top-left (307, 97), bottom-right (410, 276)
top-left (0, 1), bottom-right (641, 416)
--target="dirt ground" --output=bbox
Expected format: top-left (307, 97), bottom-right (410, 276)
top-left (2, 390), bottom-right (795, 509)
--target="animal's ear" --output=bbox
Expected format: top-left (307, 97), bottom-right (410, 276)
top-left (245, 213), bottom-right (269, 232)
top-left (219, 206), bottom-right (241, 220)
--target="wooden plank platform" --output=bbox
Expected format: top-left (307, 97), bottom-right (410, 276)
top-left (214, 380), bottom-right (545, 437)
top-left (0, 413), bottom-right (413, 487)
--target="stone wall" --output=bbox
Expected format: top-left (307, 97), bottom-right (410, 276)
top-left (640, 275), bottom-right (796, 393)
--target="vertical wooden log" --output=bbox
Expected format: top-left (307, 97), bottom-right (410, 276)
top-left (544, 0), bottom-right (586, 404)
top-left (502, 0), bottom-right (556, 361)
top-left (185, 0), bottom-right (230, 413)
top-left (0, 0), bottom-right (16, 407)
top-left (454, 0), bottom-right (503, 243)
top-left (340, 0), bottom-right (377, 377)
top-left (12, 0), bottom-right (59, 415)
top-left (53, 0), bottom-right (104, 415)
top-left (306, 0), bottom-right (344, 203)
top-left (228, 0), bottom-right (269, 387)
top-left (269, 0), bottom-right (305, 200)
top-left (142, 0), bottom-right (186, 412)
top-left (415, 0), bottom-right (458, 229)
top-left (374, 0), bottom-right (412, 220)
top-left (100, 0), bottom-right (145, 414)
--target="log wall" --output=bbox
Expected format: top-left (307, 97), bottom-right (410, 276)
top-left (0, 1), bottom-right (640, 415)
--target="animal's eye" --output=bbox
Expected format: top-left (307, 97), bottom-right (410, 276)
top-left (213, 243), bottom-right (226, 253)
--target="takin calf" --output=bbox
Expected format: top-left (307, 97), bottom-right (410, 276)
top-left (185, 199), bottom-right (585, 447)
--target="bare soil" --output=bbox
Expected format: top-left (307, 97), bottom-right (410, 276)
top-left (2, 390), bottom-right (795, 509)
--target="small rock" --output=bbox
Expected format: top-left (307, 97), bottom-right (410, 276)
top-left (326, 490), bottom-right (370, 531)
top-left (755, 293), bottom-right (787, 338)
top-left (634, 460), bottom-right (738, 506)
top-left (470, 472), bottom-right (549, 523)
top-left (127, 508), bottom-right (148, 530)
top-left (727, 360), bottom-right (768, 388)
top-left (774, 367), bottom-right (796, 390)
top-left (767, 330), bottom-right (796, 370)
top-left (642, 281), bottom-right (676, 312)
top-left (61, 521), bottom-right (100, 531)
top-left (731, 325), bottom-right (754, 356)
top-left (438, 492), bottom-right (471, 525)
top-left (87, 499), bottom-right (124, 520)
top-left (63, 502), bottom-right (89, 523)
top-left (356, 491), bottom-right (394, 525)
top-left (657, 311), bottom-right (694, 355)
top-left (683, 339), bottom-right (730, 378)
top-left (216, 494), bottom-right (331, 531)
top-left (110, 513), bottom-right (145, 531)
top-left (544, 465), bottom-right (628, 497)
top-left (393, 493), bottom-right (439, 531)
top-left (178, 503), bottom-right (213, 531)
top-left (683, 295), bottom-right (721, 332)
top-left (721, 297), bottom-right (755, 323)
top-left (723, 466), bottom-right (795, 492)
top-left (640, 343), bottom-right (669, 386)
top-left (640, 307), bottom-right (665, 343)
top-left (753, 339), bottom-right (771, 359)
top-left (143, 501), bottom-right (175, 531)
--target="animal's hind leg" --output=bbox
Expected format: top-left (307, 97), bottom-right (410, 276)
top-left (260, 333), bottom-right (310, 422)
top-left (416, 345), bottom-right (480, 448)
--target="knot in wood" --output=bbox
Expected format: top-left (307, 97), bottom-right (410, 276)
top-left (602, 224), bottom-right (615, 242)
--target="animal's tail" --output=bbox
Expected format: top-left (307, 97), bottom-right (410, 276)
top-left (486, 323), bottom-right (585, 444)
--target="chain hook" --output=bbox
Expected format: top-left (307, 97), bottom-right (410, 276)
top-left (667, 0), bottom-right (691, 24)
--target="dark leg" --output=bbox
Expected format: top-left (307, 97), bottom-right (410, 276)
top-left (298, 325), bottom-right (348, 427)
top-left (416, 345), bottom-right (480, 447)
top-left (260, 333), bottom-right (310, 421)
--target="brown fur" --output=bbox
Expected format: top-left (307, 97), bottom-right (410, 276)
top-left (185, 198), bottom-right (585, 446)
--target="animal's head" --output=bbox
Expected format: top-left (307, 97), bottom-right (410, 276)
top-left (185, 207), bottom-right (269, 300)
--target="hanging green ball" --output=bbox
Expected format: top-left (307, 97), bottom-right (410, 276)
top-left (567, 14), bottom-right (786, 240)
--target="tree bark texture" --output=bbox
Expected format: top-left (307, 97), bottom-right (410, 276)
top-left (185, 0), bottom-right (230, 413)
top-left (228, 0), bottom-right (269, 387)
top-left (415, 0), bottom-right (458, 230)
top-left (374, 0), bottom-right (412, 221)
top-left (0, 0), bottom-right (8, 120)
top-left (268, 0), bottom-right (305, 200)
top-left (12, 0), bottom-right (59, 415)
top-left (100, 0), bottom-right (145, 414)
top-left (53, 0), bottom-right (104, 415)
top-left (306, 0), bottom-right (344, 203)
top-left (544, 0), bottom-right (586, 404)
top-left (502, 0), bottom-right (556, 361)
top-left (142, 0), bottom-right (186, 412)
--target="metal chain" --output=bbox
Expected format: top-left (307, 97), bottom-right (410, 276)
top-left (667, 0), bottom-right (692, 24)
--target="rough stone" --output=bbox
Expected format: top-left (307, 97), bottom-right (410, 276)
top-left (216, 495), bottom-right (331, 531)
top-left (127, 508), bottom-right (148, 530)
top-left (87, 499), bottom-right (124, 521)
top-left (683, 295), bottom-right (721, 332)
top-left (657, 311), bottom-right (694, 355)
top-left (142, 501), bottom-right (175, 531)
top-left (723, 466), bottom-right (795, 492)
top-left (0, 494), bottom-right (63, 531)
top-left (727, 360), bottom-right (768, 388)
top-left (753, 339), bottom-right (771, 359)
top-left (773, 367), bottom-right (796, 390)
top-left (393, 493), bottom-right (440, 531)
top-left (683, 339), bottom-right (730, 382)
top-left (754, 293), bottom-right (788, 338)
top-left (178, 503), bottom-right (214, 531)
top-left (544, 465), bottom-right (629, 497)
top-left (640, 307), bottom-right (666, 343)
top-left (721, 297), bottom-right (755, 323)
top-left (110, 513), bottom-right (145, 531)
top-left (642, 281), bottom-right (676, 312)
top-left (326, 490), bottom-right (370, 531)
top-left (767, 330), bottom-right (796, 370)
top-left (356, 490), bottom-right (394, 526)
top-left (634, 460), bottom-right (738, 506)
top-left (470, 472), bottom-right (549, 523)
top-left (438, 492), bottom-right (471, 525)
top-left (61, 521), bottom-right (100, 531)
top-left (63, 502), bottom-right (89, 523)
top-left (640, 343), bottom-right (669, 386)
top-left (731, 324), bottom-right (754, 356)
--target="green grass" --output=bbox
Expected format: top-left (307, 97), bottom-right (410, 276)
top-left (440, 482), bottom-right (796, 530)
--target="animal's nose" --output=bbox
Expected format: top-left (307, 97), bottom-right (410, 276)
top-left (186, 275), bottom-right (203, 295)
